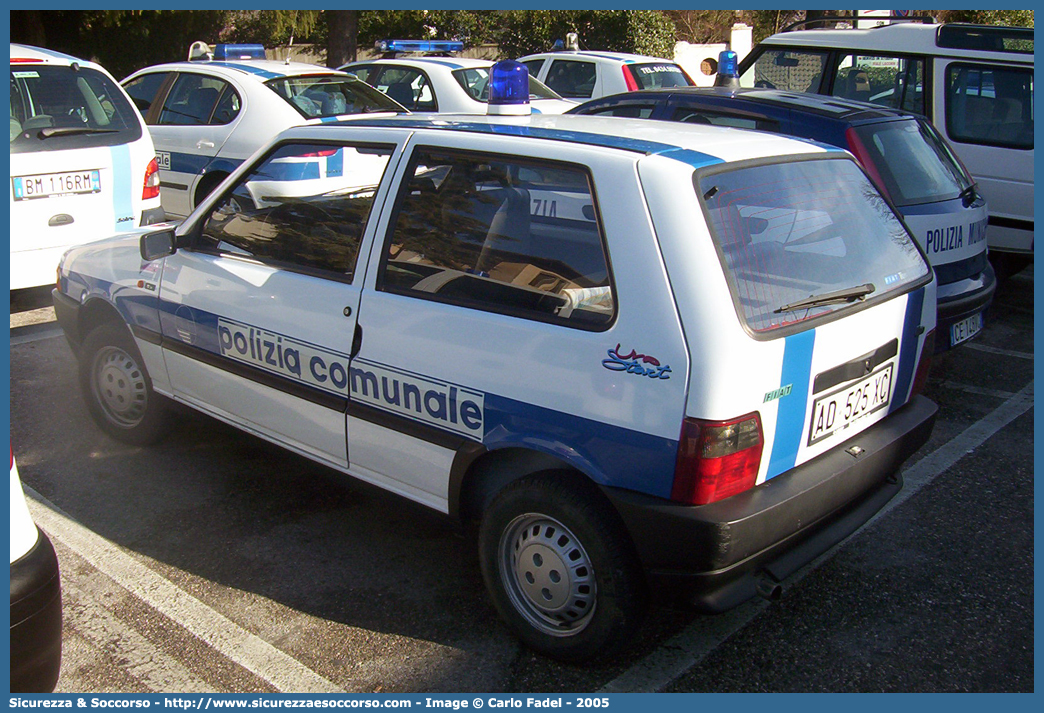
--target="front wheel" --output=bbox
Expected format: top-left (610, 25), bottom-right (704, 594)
top-left (478, 473), bottom-right (647, 662)
top-left (79, 322), bottom-right (168, 445)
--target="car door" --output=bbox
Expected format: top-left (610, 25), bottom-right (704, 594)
top-left (155, 131), bottom-right (407, 469)
top-left (145, 71), bottom-right (242, 218)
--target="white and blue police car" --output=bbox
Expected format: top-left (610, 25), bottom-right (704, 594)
top-left (53, 62), bottom-right (938, 662)
top-left (519, 44), bottom-right (695, 101)
top-left (121, 42), bottom-right (407, 220)
top-left (10, 44), bottom-right (165, 290)
top-left (340, 39), bottom-right (576, 114)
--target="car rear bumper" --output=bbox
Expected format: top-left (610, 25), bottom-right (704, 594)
top-left (602, 395), bottom-right (937, 612)
top-left (10, 528), bottom-right (63, 693)
top-left (935, 261), bottom-right (996, 351)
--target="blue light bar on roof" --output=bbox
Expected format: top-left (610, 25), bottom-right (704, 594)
top-left (375, 39), bottom-right (464, 54)
top-left (212, 44), bottom-right (266, 61)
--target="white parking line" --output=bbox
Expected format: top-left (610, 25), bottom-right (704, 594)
top-left (965, 343), bottom-right (1034, 360)
top-left (600, 380), bottom-right (1034, 693)
top-left (25, 488), bottom-right (344, 694)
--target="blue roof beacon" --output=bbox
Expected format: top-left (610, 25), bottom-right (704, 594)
top-left (487, 60), bottom-right (531, 116)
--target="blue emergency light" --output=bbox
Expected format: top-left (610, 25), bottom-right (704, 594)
top-left (487, 60), bottom-right (530, 116)
top-left (713, 50), bottom-right (741, 89)
top-left (374, 39), bottom-right (464, 54)
top-left (211, 44), bottom-right (266, 61)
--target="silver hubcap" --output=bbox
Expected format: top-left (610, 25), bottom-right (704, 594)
top-left (92, 346), bottom-right (148, 428)
top-left (499, 514), bottom-right (596, 637)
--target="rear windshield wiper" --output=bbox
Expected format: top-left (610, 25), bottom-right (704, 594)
top-left (37, 127), bottom-right (119, 139)
top-left (774, 283), bottom-right (875, 313)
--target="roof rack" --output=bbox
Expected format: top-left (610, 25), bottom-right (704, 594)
top-left (779, 14), bottom-right (933, 32)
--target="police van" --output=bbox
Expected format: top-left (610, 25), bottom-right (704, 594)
top-left (52, 63), bottom-right (938, 662)
top-left (10, 44), bottom-right (165, 290)
top-left (738, 20), bottom-right (1034, 278)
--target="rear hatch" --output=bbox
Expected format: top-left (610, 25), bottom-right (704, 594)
top-left (690, 154), bottom-right (935, 484)
top-left (11, 60), bottom-right (148, 275)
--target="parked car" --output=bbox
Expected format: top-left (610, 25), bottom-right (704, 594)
top-left (10, 448), bottom-right (62, 692)
top-left (121, 42), bottom-right (406, 219)
top-left (53, 87), bottom-right (937, 662)
top-left (570, 86), bottom-right (994, 352)
top-left (737, 20), bottom-right (1033, 279)
top-left (10, 43), bottom-right (164, 290)
top-left (518, 49), bottom-right (695, 100)
top-left (340, 40), bottom-right (575, 114)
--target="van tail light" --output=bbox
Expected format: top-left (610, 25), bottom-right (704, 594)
top-left (622, 66), bottom-right (640, 92)
top-left (844, 127), bottom-right (892, 203)
top-left (142, 157), bottom-right (160, 200)
top-left (671, 413), bottom-right (764, 505)
top-left (910, 329), bottom-right (935, 398)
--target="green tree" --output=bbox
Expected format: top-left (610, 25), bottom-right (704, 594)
top-left (497, 10), bottom-right (677, 59)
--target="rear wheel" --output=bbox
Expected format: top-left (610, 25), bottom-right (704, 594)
top-left (79, 322), bottom-right (168, 445)
top-left (478, 472), bottom-right (647, 662)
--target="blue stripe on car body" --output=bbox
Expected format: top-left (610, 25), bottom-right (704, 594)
top-left (207, 61), bottom-right (283, 79)
top-left (414, 59), bottom-right (464, 69)
top-left (109, 144), bottom-right (133, 231)
top-left (891, 288), bottom-right (925, 411)
top-left (766, 329), bottom-right (816, 480)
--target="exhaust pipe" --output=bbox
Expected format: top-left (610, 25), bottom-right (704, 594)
top-left (755, 571), bottom-right (783, 602)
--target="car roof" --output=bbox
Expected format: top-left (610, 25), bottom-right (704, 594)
top-left (346, 57), bottom-right (494, 71)
top-left (11, 43), bottom-right (95, 68)
top-left (520, 50), bottom-right (678, 65)
top-left (285, 112), bottom-right (836, 167)
top-left (580, 87), bottom-right (918, 124)
top-left (125, 59), bottom-right (351, 82)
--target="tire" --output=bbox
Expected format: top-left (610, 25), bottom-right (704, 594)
top-left (79, 322), bottom-right (168, 446)
top-left (478, 472), bottom-right (647, 663)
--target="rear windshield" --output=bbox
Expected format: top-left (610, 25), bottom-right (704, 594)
top-left (452, 68), bottom-right (564, 102)
top-left (264, 74), bottom-right (404, 118)
top-left (698, 156), bottom-right (929, 334)
top-left (10, 64), bottom-right (142, 154)
top-left (625, 63), bottom-right (694, 90)
top-left (851, 118), bottom-right (974, 207)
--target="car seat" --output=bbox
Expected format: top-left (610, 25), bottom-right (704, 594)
top-left (385, 83), bottom-right (415, 110)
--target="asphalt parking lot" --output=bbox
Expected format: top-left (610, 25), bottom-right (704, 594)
top-left (8, 265), bottom-right (1034, 693)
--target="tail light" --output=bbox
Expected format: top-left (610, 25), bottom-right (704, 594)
top-left (910, 329), bottom-right (935, 397)
top-left (671, 413), bottom-right (764, 505)
top-left (622, 66), bottom-right (640, 92)
top-left (844, 127), bottom-right (892, 203)
top-left (142, 157), bottom-right (160, 200)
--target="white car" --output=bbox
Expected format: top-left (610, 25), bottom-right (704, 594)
top-left (121, 43), bottom-right (406, 219)
top-left (340, 55), bottom-right (575, 114)
top-left (54, 103), bottom-right (937, 662)
top-left (518, 50), bottom-right (695, 100)
top-left (10, 448), bottom-right (62, 692)
top-left (10, 44), bottom-right (165, 290)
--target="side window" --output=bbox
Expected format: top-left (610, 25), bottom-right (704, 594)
top-left (831, 54), bottom-right (925, 115)
top-left (585, 104), bottom-right (656, 119)
top-left (123, 72), bottom-right (170, 116)
top-left (198, 142), bottom-right (394, 280)
top-left (343, 65), bottom-right (376, 84)
top-left (672, 108), bottom-right (776, 131)
top-left (211, 86), bottom-right (242, 125)
top-left (946, 64), bottom-right (1033, 150)
top-left (521, 60), bottom-right (545, 79)
top-left (544, 60), bottom-right (597, 99)
top-left (157, 74), bottom-right (229, 126)
top-left (370, 67), bottom-right (435, 111)
top-left (741, 49), bottom-right (829, 92)
top-left (380, 149), bottom-right (614, 327)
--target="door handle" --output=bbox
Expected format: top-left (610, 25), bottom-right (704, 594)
top-left (350, 324), bottom-right (363, 359)
top-left (196, 140), bottom-right (215, 149)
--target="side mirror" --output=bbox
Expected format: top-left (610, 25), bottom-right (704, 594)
top-left (140, 228), bottom-right (177, 261)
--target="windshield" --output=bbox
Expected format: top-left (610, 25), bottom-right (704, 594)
top-left (851, 118), bottom-right (974, 207)
top-left (624, 63), bottom-right (694, 90)
top-left (698, 156), bottom-right (929, 334)
top-left (264, 74), bottom-right (404, 118)
top-left (10, 64), bottom-right (142, 154)
top-left (452, 67), bottom-right (564, 102)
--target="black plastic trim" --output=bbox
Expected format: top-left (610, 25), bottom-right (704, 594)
top-left (10, 529), bottom-right (63, 693)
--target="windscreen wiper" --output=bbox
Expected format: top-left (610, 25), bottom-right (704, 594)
top-left (37, 127), bottom-right (119, 139)
top-left (774, 283), bottom-right (875, 313)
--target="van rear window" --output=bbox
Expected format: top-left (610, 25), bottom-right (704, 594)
top-left (10, 65), bottom-right (142, 154)
top-left (698, 156), bottom-right (929, 334)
